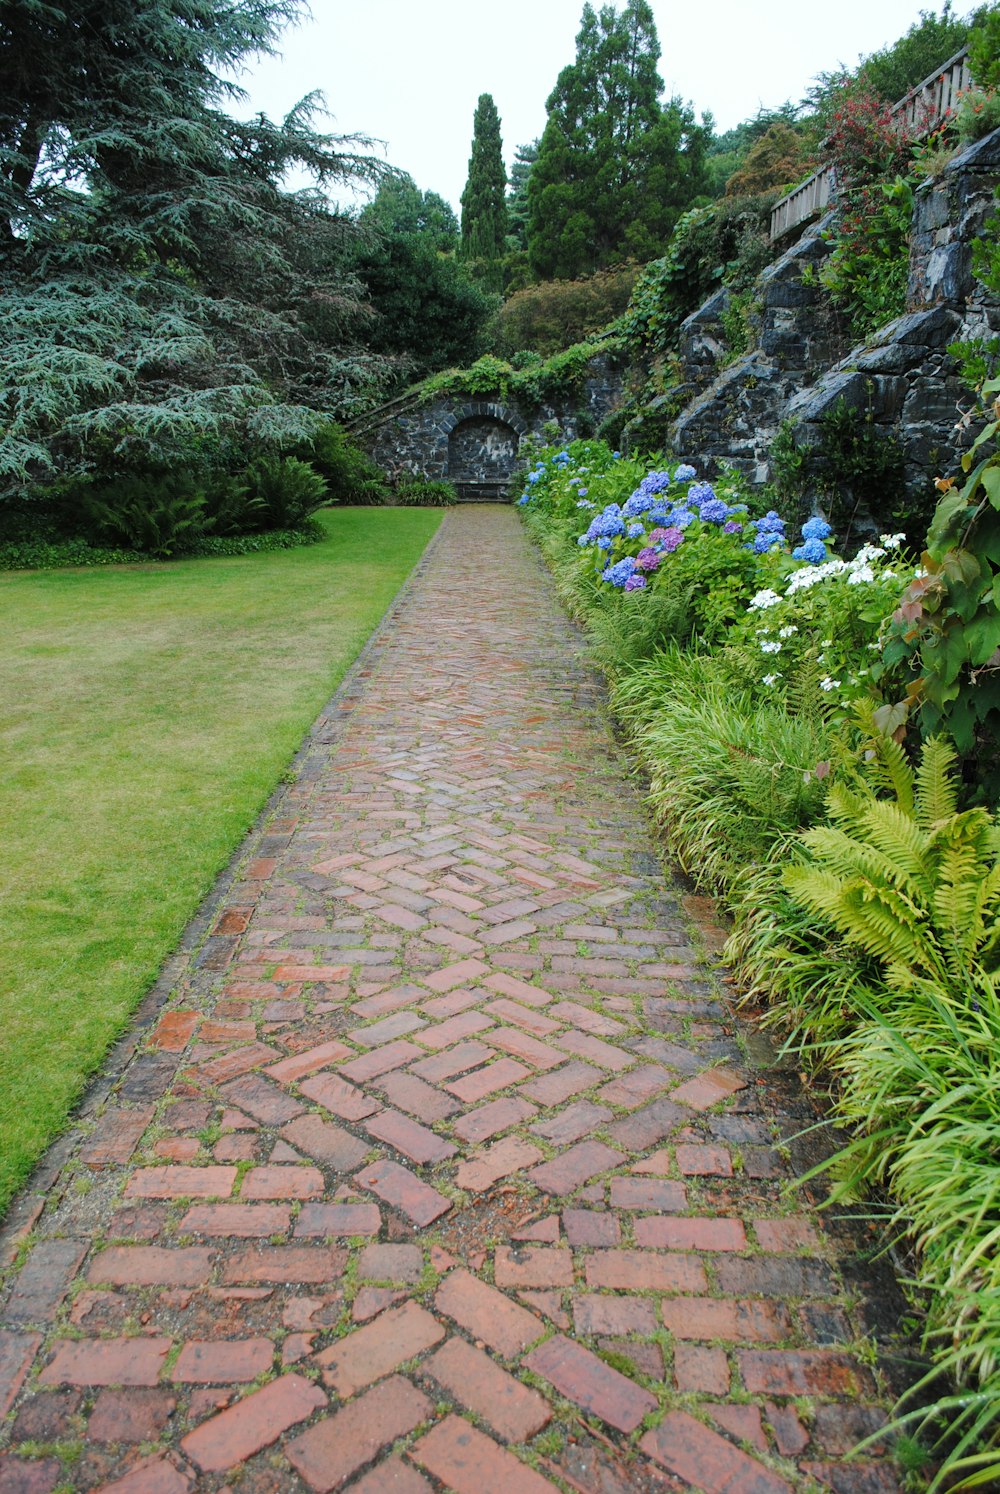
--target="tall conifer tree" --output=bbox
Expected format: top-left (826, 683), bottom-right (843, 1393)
top-left (527, 0), bottom-right (708, 280)
top-left (460, 93), bottom-right (508, 291)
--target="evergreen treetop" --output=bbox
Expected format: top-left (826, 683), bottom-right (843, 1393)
top-left (460, 92), bottom-right (508, 290)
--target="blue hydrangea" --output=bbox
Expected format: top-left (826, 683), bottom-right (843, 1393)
top-left (674, 463), bottom-right (697, 481)
top-left (670, 508), bottom-right (696, 529)
top-left (517, 492), bottom-right (531, 506)
top-left (792, 538), bottom-right (828, 564)
top-left (627, 522), bottom-right (645, 538)
top-left (698, 498), bottom-right (730, 525)
top-left (595, 535), bottom-right (613, 550)
top-left (688, 481), bottom-right (716, 507)
top-left (580, 505), bottom-right (625, 544)
top-left (751, 531), bottom-right (784, 554)
top-left (755, 510), bottom-right (785, 535)
top-left (602, 557), bottom-right (637, 587)
top-left (802, 516), bottom-right (832, 541)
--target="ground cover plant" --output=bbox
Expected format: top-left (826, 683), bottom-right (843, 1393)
top-left (0, 506), bottom-right (441, 1216)
top-left (518, 433), bottom-right (1000, 1487)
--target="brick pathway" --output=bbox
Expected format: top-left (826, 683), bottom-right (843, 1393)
top-left (0, 506), bottom-right (901, 1493)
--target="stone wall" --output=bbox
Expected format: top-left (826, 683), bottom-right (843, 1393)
top-left (662, 128), bottom-right (1000, 499)
top-left (352, 354), bottom-right (624, 501)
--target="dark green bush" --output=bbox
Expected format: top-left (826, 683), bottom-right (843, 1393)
top-left (243, 456), bottom-right (328, 530)
top-left (492, 266), bottom-right (640, 356)
top-left (73, 473), bottom-right (210, 558)
top-left (392, 478), bottom-right (457, 506)
top-left (299, 424), bottom-right (389, 505)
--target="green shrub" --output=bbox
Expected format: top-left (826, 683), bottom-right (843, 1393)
top-left (392, 477), bottom-right (458, 506)
top-left (296, 424), bottom-right (388, 506)
top-left (243, 456), bottom-right (328, 530)
top-left (74, 473), bottom-right (210, 557)
top-left (492, 266), bottom-right (640, 356)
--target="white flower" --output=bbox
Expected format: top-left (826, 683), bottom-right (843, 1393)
top-left (762, 672), bottom-right (782, 686)
top-left (880, 532), bottom-right (906, 549)
top-left (847, 565), bottom-right (874, 585)
top-left (778, 625), bottom-right (798, 638)
top-left (749, 588), bottom-right (782, 610)
top-left (760, 640), bottom-right (782, 654)
top-left (821, 639), bottom-right (833, 647)
top-left (819, 676), bottom-right (841, 691)
top-left (853, 544), bottom-right (886, 565)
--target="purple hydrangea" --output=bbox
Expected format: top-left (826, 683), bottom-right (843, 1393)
top-left (635, 547), bottom-right (662, 571)
top-left (657, 527), bottom-right (685, 553)
top-left (723, 519), bottom-right (744, 534)
top-left (624, 574), bottom-right (647, 591)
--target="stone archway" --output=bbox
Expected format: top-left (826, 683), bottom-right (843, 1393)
top-left (438, 401), bottom-right (529, 499)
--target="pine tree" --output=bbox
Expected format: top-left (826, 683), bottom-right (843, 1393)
top-left (0, 0), bottom-right (385, 497)
top-left (526, 0), bottom-right (709, 280)
top-left (459, 93), bottom-right (508, 291)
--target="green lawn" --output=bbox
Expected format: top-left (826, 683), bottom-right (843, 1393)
top-left (0, 507), bottom-right (442, 1216)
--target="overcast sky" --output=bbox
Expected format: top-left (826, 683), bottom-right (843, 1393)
top-left (236, 1), bottom-right (959, 212)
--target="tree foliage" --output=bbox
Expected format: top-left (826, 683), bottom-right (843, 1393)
top-left (526, 0), bottom-right (709, 280)
top-left (0, 0), bottom-right (392, 498)
top-left (460, 93), bottom-right (507, 290)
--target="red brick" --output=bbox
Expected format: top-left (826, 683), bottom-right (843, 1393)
top-left (519, 1061), bottom-right (601, 1106)
top-left (531, 1100), bottom-right (612, 1146)
top-left (554, 1032), bottom-right (634, 1071)
top-left (198, 1043), bottom-right (281, 1085)
top-left (87, 1388), bottom-right (178, 1442)
top-left (411, 1414), bottom-right (558, 1494)
top-left (710, 1403), bottom-right (769, 1454)
top-left (525, 1334), bottom-right (657, 1433)
top-left (172, 1339), bottom-right (274, 1382)
top-left (124, 1166), bottom-right (237, 1200)
top-left (738, 1349), bottom-right (874, 1397)
top-left (287, 1376), bottom-right (433, 1492)
top-left (597, 1064), bottom-right (675, 1109)
top-left (0, 1453), bottom-right (63, 1494)
top-left (527, 1140), bottom-right (625, 1197)
top-left (155, 1138), bottom-right (201, 1161)
top-left (674, 1343), bottom-right (730, 1393)
top-left (420, 988), bottom-right (481, 1018)
top-left (562, 1209), bottom-right (621, 1247)
top-left (662, 1297), bottom-right (791, 1343)
top-left (482, 999), bottom-right (559, 1034)
top-left (298, 1071), bottom-right (382, 1121)
top-left (410, 1040), bottom-right (494, 1082)
top-left (39, 1337), bottom-right (172, 1386)
top-left (273, 963), bottom-right (350, 981)
top-left (482, 1027), bottom-right (564, 1070)
top-left (444, 1057), bottom-right (530, 1102)
top-left (5, 1239), bottom-right (88, 1323)
top-left (340, 1040), bottom-right (424, 1081)
top-left (357, 1244), bottom-right (424, 1283)
top-left (149, 1011), bottom-right (200, 1051)
top-left (0, 1331), bottom-right (42, 1416)
top-left (420, 959), bottom-right (490, 992)
top-left (608, 1177), bottom-right (687, 1211)
top-left (765, 1400), bottom-right (810, 1457)
top-left (483, 973), bottom-right (552, 1007)
top-left (294, 1202), bottom-right (382, 1237)
top-left (347, 1011), bottom-right (428, 1048)
top-left (355, 1159), bottom-right (452, 1226)
top-left (200, 1019), bottom-right (256, 1045)
top-left (80, 1107), bottom-right (154, 1168)
top-left (675, 1143), bottom-right (734, 1176)
top-left (641, 1410), bottom-right (793, 1493)
top-left (179, 1203), bottom-right (290, 1237)
top-left (455, 1136), bottom-right (544, 1192)
top-left (754, 1217), bottom-right (823, 1253)
top-left (88, 1246), bottom-right (214, 1287)
top-left (278, 1115), bottom-right (369, 1171)
top-left (670, 1068), bottom-right (747, 1111)
top-left (91, 1454), bottom-right (192, 1494)
top-left (494, 1246), bottom-right (574, 1289)
top-left (435, 1269), bottom-right (544, 1358)
top-left (316, 1300), bottom-right (444, 1395)
top-left (549, 999), bottom-right (627, 1034)
top-left (377, 1068), bottom-right (460, 1122)
top-left (217, 1074), bottom-right (305, 1125)
top-left (264, 1041), bottom-right (353, 1083)
top-left (236, 1166), bottom-right (323, 1200)
top-left (180, 1372), bottom-right (326, 1472)
top-left (365, 1108), bottom-right (457, 1165)
top-left (349, 1458), bottom-right (431, 1494)
top-left (221, 1245), bottom-right (347, 1284)
top-left (634, 1216), bottom-right (747, 1252)
top-left (573, 1295), bottom-right (657, 1336)
top-left (422, 1336), bottom-right (551, 1442)
top-left (584, 1249), bottom-right (708, 1294)
top-left (452, 1095), bottom-right (538, 1145)
top-left (351, 984), bottom-right (425, 1019)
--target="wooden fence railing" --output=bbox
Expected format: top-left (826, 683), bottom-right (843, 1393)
top-left (769, 46), bottom-right (973, 241)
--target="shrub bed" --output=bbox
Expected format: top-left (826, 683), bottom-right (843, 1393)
top-left (518, 435), bottom-right (1000, 1489)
